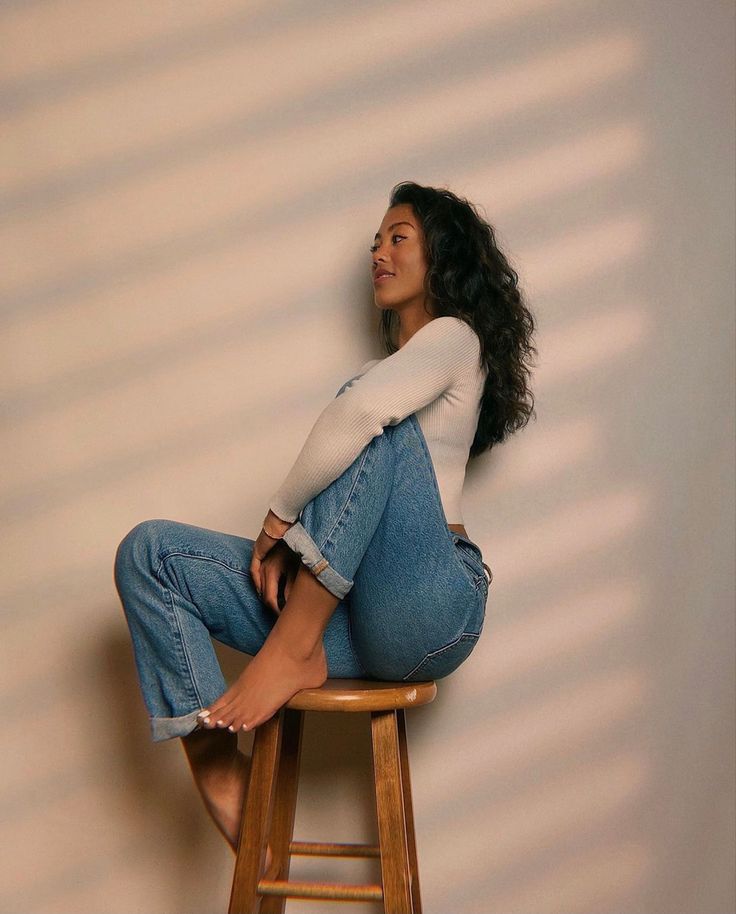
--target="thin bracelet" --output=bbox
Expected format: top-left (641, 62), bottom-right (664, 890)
top-left (261, 524), bottom-right (283, 540)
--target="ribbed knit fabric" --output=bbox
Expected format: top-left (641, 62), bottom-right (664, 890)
top-left (268, 315), bottom-right (487, 526)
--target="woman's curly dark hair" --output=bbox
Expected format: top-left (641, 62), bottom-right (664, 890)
top-left (378, 181), bottom-right (538, 457)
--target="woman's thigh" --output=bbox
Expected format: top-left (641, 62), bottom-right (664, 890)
top-left (347, 416), bottom-right (486, 680)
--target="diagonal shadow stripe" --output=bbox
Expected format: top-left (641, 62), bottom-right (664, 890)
top-left (0, 53), bottom-right (633, 324)
top-left (1, 97), bottom-right (640, 430)
top-left (1, 0), bottom-right (584, 220)
top-left (0, 0), bottom-right (379, 115)
top-left (0, 281), bottom-right (379, 424)
top-left (0, 306), bottom-right (379, 524)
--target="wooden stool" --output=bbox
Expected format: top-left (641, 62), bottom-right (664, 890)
top-left (227, 678), bottom-right (437, 914)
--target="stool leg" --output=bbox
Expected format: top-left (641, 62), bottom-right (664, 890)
top-left (260, 708), bottom-right (304, 914)
top-left (371, 710), bottom-right (412, 914)
top-left (228, 711), bottom-right (283, 914)
top-left (397, 709), bottom-right (422, 914)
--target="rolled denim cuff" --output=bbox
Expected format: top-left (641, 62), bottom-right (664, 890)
top-left (150, 706), bottom-right (207, 742)
top-left (281, 521), bottom-right (353, 600)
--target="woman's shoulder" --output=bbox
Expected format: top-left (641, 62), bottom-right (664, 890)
top-left (403, 315), bottom-right (480, 352)
top-left (431, 314), bottom-right (480, 340)
top-left (353, 317), bottom-right (479, 378)
top-left (357, 358), bottom-right (382, 374)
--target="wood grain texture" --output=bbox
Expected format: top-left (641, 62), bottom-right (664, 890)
top-left (286, 678), bottom-right (437, 712)
top-left (397, 708), bottom-right (423, 914)
top-left (371, 710), bottom-right (413, 914)
top-left (259, 708), bottom-right (304, 914)
top-left (228, 683), bottom-right (436, 912)
top-left (228, 712), bottom-right (282, 914)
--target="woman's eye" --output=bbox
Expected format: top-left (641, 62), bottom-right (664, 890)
top-left (369, 234), bottom-right (404, 253)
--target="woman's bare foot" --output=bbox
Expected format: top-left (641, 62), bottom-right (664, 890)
top-left (200, 631), bottom-right (327, 732)
top-left (181, 728), bottom-right (272, 868)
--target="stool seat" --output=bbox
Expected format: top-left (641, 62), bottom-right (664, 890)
top-left (286, 677), bottom-right (437, 712)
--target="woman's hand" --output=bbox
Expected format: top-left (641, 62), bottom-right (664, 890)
top-left (250, 510), bottom-right (296, 609)
top-left (258, 540), bottom-right (301, 615)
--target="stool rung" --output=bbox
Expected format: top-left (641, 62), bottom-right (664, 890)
top-left (257, 878), bottom-right (383, 902)
top-left (289, 840), bottom-right (380, 858)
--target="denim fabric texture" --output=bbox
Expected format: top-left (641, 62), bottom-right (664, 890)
top-left (114, 376), bottom-right (491, 742)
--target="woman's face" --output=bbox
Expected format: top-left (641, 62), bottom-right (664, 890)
top-left (370, 204), bottom-right (431, 313)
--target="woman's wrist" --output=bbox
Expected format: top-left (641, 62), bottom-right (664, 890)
top-left (263, 509), bottom-right (294, 539)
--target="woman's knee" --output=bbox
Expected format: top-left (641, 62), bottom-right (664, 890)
top-left (114, 518), bottom-right (176, 588)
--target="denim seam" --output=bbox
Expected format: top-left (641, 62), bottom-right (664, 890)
top-left (270, 442), bottom-right (373, 599)
top-left (155, 552), bottom-right (213, 710)
top-left (158, 547), bottom-right (251, 577)
top-left (155, 550), bottom-right (260, 709)
top-left (402, 631), bottom-right (480, 681)
top-left (321, 443), bottom-right (374, 552)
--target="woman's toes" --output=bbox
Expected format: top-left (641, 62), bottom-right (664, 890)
top-left (208, 702), bottom-right (231, 721)
top-left (220, 707), bottom-right (242, 728)
top-left (206, 691), bottom-right (236, 719)
top-left (204, 707), bottom-right (229, 727)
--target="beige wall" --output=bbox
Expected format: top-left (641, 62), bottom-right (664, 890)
top-left (1, 1), bottom-right (733, 912)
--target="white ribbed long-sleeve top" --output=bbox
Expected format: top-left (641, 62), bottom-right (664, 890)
top-left (268, 315), bottom-right (487, 526)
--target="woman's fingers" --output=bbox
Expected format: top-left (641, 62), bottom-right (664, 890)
top-left (250, 529), bottom-right (277, 597)
top-left (262, 563), bottom-right (280, 615)
top-left (250, 555), bottom-right (261, 596)
top-left (250, 536), bottom-right (301, 612)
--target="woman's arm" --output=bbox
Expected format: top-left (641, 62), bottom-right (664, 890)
top-left (259, 357), bottom-right (383, 538)
top-left (265, 316), bottom-right (480, 525)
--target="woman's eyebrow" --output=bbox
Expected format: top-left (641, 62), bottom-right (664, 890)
top-left (373, 221), bottom-right (414, 240)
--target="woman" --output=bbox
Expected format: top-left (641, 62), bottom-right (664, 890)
top-left (113, 180), bottom-right (537, 852)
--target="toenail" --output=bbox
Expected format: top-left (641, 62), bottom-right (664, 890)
top-left (197, 710), bottom-right (210, 719)
top-left (228, 725), bottom-right (236, 732)
top-left (216, 719), bottom-right (224, 725)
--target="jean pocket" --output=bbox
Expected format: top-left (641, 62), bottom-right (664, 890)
top-left (402, 632), bottom-right (480, 682)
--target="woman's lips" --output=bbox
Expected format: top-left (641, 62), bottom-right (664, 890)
top-left (374, 273), bottom-right (394, 283)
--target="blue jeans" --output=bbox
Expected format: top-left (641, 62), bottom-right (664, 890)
top-left (113, 411), bottom-right (491, 742)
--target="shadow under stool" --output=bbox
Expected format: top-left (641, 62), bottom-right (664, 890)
top-left (227, 677), bottom-right (438, 914)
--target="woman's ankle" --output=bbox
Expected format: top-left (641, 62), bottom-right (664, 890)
top-left (268, 621), bottom-right (327, 666)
